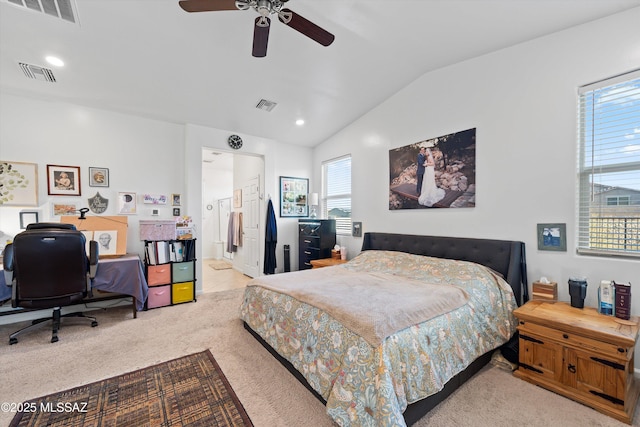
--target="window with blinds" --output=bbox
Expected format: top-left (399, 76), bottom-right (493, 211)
top-left (577, 69), bottom-right (640, 257)
top-left (322, 155), bottom-right (352, 235)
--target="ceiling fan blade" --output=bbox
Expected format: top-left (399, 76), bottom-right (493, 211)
top-left (278, 8), bottom-right (334, 47)
top-left (252, 16), bottom-right (270, 58)
top-left (178, 0), bottom-right (239, 13)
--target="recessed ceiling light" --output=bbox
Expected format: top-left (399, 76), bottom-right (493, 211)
top-left (296, 119), bottom-right (305, 126)
top-left (45, 56), bottom-right (64, 67)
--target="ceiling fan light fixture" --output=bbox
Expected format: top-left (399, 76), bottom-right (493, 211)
top-left (256, 0), bottom-right (270, 17)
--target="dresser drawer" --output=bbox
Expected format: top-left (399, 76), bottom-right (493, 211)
top-left (172, 282), bottom-right (194, 304)
top-left (172, 261), bottom-right (194, 283)
top-left (299, 235), bottom-right (320, 250)
top-left (147, 285), bottom-right (171, 309)
top-left (147, 264), bottom-right (171, 286)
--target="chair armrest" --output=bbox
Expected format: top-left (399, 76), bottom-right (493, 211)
top-left (3, 243), bottom-right (14, 285)
top-left (89, 240), bottom-right (99, 279)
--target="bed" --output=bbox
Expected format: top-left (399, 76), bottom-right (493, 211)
top-left (240, 232), bottom-right (527, 426)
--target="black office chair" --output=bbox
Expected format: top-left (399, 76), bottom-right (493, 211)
top-left (3, 223), bottom-right (99, 344)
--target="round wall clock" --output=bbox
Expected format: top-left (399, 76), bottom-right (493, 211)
top-left (228, 134), bottom-right (243, 150)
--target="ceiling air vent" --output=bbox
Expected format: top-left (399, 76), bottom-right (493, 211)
top-left (4, 0), bottom-right (78, 24)
top-left (256, 99), bottom-right (277, 112)
top-left (19, 62), bottom-right (56, 82)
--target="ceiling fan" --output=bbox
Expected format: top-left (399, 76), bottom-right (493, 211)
top-left (178, 0), bottom-right (335, 57)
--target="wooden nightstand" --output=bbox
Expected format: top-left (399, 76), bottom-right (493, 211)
top-left (310, 258), bottom-right (347, 268)
top-left (513, 301), bottom-right (640, 424)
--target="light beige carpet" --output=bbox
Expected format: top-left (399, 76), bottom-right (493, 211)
top-left (0, 288), bottom-right (637, 427)
top-left (210, 260), bottom-right (233, 270)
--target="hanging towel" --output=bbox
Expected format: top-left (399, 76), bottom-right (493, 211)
top-left (233, 212), bottom-right (243, 247)
top-left (227, 212), bottom-right (236, 253)
top-left (264, 199), bottom-right (277, 274)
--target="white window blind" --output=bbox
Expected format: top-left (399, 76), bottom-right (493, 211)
top-left (577, 69), bottom-right (640, 257)
top-left (322, 155), bottom-right (352, 235)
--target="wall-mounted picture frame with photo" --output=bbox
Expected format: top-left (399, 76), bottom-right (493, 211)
top-left (279, 176), bottom-right (308, 217)
top-left (0, 160), bottom-right (38, 206)
top-left (47, 164), bottom-right (81, 196)
top-left (172, 193), bottom-right (181, 206)
top-left (89, 167), bottom-right (109, 187)
top-left (537, 223), bottom-right (567, 252)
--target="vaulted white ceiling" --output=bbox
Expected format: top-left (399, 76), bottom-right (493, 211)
top-left (1, 0), bottom-right (638, 147)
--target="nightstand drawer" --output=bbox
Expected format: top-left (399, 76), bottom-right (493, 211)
top-left (518, 321), bottom-right (632, 362)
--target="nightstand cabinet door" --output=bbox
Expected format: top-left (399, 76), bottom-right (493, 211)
top-left (518, 331), bottom-right (563, 383)
top-left (564, 347), bottom-right (627, 407)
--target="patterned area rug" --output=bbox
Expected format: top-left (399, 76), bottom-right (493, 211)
top-left (10, 350), bottom-right (253, 427)
top-left (210, 260), bottom-right (232, 270)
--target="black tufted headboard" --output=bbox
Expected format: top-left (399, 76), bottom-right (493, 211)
top-left (361, 232), bottom-right (528, 305)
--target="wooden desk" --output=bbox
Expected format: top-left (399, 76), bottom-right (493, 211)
top-left (1, 254), bottom-right (148, 319)
top-left (310, 258), bottom-right (348, 268)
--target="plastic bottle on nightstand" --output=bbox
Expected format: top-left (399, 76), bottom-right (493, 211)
top-left (598, 280), bottom-right (614, 316)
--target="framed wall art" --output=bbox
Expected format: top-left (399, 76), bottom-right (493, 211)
top-left (19, 211), bottom-right (39, 229)
top-left (51, 200), bottom-right (79, 217)
top-left (279, 176), bottom-right (308, 217)
top-left (233, 189), bottom-right (242, 208)
top-left (537, 223), bottom-right (567, 252)
top-left (89, 167), bottom-right (109, 187)
top-left (172, 194), bottom-right (181, 206)
top-left (143, 194), bottom-right (167, 204)
top-left (388, 128), bottom-right (476, 210)
top-left (118, 192), bottom-right (137, 214)
top-left (0, 160), bottom-right (38, 206)
top-left (47, 164), bottom-right (81, 196)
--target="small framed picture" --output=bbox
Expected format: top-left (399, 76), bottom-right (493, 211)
top-left (172, 194), bottom-right (181, 206)
top-left (88, 167), bottom-right (109, 187)
top-left (537, 223), bottom-right (567, 252)
top-left (173, 207), bottom-right (180, 216)
top-left (118, 192), bottom-right (137, 214)
top-left (51, 200), bottom-right (78, 217)
top-left (47, 165), bottom-right (81, 196)
top-left (19, 211), bottom-right (39, 229)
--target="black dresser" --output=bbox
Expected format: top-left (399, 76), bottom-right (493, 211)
top-left (298, 219), bottom-right (336, 270)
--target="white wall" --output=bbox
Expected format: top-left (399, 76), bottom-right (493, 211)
top-left (0, 93), bottom-right (185, 256)
top-left (314, 9), bottom-right (640, 358)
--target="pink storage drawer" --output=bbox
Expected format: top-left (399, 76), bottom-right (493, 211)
top-left (147, 285), bottom-right (171, 309)
top-left (147, 264), bottom-right (171, 286)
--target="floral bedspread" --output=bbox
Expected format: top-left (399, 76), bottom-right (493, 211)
top-left (240, 250), bottom-right (518, 427)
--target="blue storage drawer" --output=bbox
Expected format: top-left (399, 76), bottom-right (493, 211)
top-left (172, 261), bottom-right (194, 283)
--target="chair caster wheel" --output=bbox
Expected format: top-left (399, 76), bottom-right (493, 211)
top-left (91, 321), bottom-right (98, 327)
top-left (51, 336), bottom-right (59, 343)
top-left (9, 337), bottom-right (17, 345)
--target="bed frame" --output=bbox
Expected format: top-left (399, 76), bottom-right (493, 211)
top-left (243, 232), bottom-right (527, 426)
